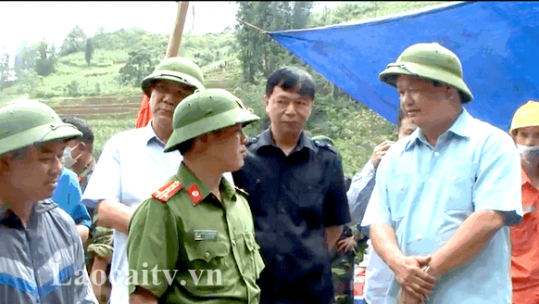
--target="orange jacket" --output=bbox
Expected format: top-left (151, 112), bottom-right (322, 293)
top-left (511, 169), bottom-right (539, 296)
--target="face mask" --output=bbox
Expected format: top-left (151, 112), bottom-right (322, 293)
top-left (516, 144), bottom-right (539, 165)
top-left (62, 144), bottom-right (82, 169)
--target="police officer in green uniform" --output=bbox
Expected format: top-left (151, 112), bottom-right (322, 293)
top-left (127, 89), bottom-right (265, 304)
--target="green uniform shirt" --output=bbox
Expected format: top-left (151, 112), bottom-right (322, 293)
top-left (127, 163), bottom-right (264, 304)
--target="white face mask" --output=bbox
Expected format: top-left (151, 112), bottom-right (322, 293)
top-left (62, 144), bottom-right (82, 169)
top-left (516, 144), bottom-right (539, 165)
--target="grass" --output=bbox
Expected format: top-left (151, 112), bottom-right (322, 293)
top-left (0, 1), bottom-right (449, 176)
top-left (88, 115), bottom-right (136, 159)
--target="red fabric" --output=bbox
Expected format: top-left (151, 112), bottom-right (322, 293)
top-left (511, 169), bottom-right (539, 301)
top-left (135, 94), bottom-right (152, 129)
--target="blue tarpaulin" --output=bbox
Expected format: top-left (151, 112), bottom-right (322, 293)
top-left (269, 1), bottom-right (539, 131)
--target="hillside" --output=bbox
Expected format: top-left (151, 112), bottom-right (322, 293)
top-left (0, 1), bottom-right (448, 177)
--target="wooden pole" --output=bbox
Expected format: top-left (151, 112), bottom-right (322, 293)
top-left (165, 1), bottom-right (190, 58)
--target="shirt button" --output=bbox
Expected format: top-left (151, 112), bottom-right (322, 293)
top-left (205, 252), bottom-right (211, 259)
top-left (232, 240), bottom-right (236, 246)
top-left (428, 178), bottom-right (434, 183)
top-left (416, 234), bottom-right (422, 240)
top-left (398, 184), bottom-right (404, 190)
top-left (434, 152), bottom-right (440, 157)
top-left (280, 207), bottom-right (286, 213)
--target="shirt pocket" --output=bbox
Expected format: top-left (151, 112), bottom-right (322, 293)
top-left (183, 241), bottom-right (229, 293)
top-left (443, 162), bottom-right (478, 212)
top-left (244, 232), bottom-right (265, 278)
top-left (511, 211), bottom-right (536, 255)
top-left (184, 241), bottom-right (230, 267)
top-left (387, 173), bottom-right (412, 221)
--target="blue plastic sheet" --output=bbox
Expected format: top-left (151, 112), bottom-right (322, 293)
top-left (269, 2), bottom-right (539, 130)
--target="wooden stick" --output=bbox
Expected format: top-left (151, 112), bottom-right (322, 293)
top-left (165, 1), bottom-right (190, 59)
top-left (236, 18), bottom-right (269, 35)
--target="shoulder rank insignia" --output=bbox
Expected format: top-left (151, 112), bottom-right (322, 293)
top-left (314, 140), bottom-right (338, 155)
top-left (234, 186), bottom-right (249, 197)
top-left (187, 184), bottom-right (203, 206)
top-left (152, 180), bottom-right (183, 203)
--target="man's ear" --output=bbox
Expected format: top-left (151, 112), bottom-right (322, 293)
top-left (0, 154), bottom-right (14, 176)
top-left (189, 134), bottom-right (210, 155)
top-left (446, 87), bottom-right (460, 103)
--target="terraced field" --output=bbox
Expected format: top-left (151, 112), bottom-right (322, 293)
top-left (49, 95), bottom-right (142, 120)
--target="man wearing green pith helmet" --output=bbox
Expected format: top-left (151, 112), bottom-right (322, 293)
top-left (81, 57), bottom-right (216, 304)
top-left (362, 42), bottom-right (522, 304)
top-left (0, 99), bottom-right (97, 303)
top-left (127, 89), bottom-right (265, 304)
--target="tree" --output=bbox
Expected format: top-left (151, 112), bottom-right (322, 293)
top-left (235, 1), bottom-right (314, 83)
top-left (92, 26), bottom-right (111, 49)
top-left (14, 42), bottom-right (38, 79)
top-left (118, 49), bottom-right (157, 86)
top-left (85, 38), bottom-right (94, 66)
top-left (60, 25), bottom-right (87, 56)
top-left (35, 40), bottom-right (57, 76)
top-left (0, 53), bottom-right (12, 90)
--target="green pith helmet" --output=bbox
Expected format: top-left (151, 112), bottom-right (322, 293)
top-left (164, 89), bottom-right (260, 152)
top-left (312, 135), bottom-right (335, 146)
top-left (141, 57), bottom-right (205, 96)
top-left (379, 42), bottom-right (473, 102)
top-left (0, 99), bottom-right (82, 156)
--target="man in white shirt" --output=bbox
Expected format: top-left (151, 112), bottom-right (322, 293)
top-left (82, 57), bottom-right (217, 304)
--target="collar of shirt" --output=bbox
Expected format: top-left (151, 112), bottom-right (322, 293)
top-left (145, 120), bottom-right (167, 147)
top-left (250, 128), bottom-right (317, 154)
top-left (0, 201), bottom-right (47, 229)
top-left (405, 108), bottom-right (473, 151)
top-left (176, 162), bottom-right (237, 203)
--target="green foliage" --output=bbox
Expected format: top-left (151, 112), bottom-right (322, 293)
top-left (309, 1), bottom-right (447, 26)
top-left (15, 69), bottom-right (40, 93)
top-left (85, 38), bottom-right (95, 67)
top-left (0, 53), bottom-right (12, 90)
top-left (180, 32), bottom-right (239, 72)
top-left (88, 116), bottom-right (136, 159)
top-left (235, 2), bottom-right (313, 83)
top-left (117, 49), bottom-right (158, 86)
top-left (64, 80), bottom-right (81, 97)
top-left (60, 26), bottom-right (87, 57)
top-left (14, 42), bottom-right (38, 78)
top-left (1, 1), bottom-right (451, 181)
top-left (35, 40), bottom-right (57, 76)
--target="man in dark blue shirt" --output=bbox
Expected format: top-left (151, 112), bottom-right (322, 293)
top-left (233, 67), bottom-right (351, 304)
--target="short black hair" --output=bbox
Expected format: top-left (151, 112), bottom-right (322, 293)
top-left (61, 115), bottom-right (94, 144)
top-left (265, 66), bottom-right (315, 100)
top-left (176, 138), bottom-right (195, 155)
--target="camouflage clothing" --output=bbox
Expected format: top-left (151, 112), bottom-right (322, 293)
top-left (331, 225), bottom-right (368, 304)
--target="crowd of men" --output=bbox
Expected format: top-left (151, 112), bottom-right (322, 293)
top-left (0, 41), bottom-right (537, 304)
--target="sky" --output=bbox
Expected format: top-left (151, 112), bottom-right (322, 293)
top-left (0, 1), bottom-right (341, 66)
